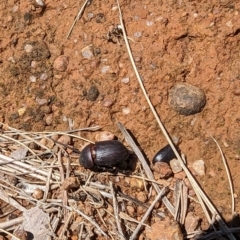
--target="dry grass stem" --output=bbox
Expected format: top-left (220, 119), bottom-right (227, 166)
top-left (129, 186), bottom-right (167, 240)
top-left (110, 182), bottom-right (126, 240)
top-left (180, 184), bottom-right (188, 224)
top-left (0, 216), bottom-right (24, 230)
top-left (174, 180), bottom-right (181, 221)
top-left (58, 212), bottom-right (73, 239)
top-left (66, 0), bottom-right (90, 39)
top-left (43, 159), bottom-right (56, 202)
top-left (0, 191), bottom-right (26, 212)
top-left (210, 135), bottom-right (235, 215)
top-left (119, 212), bottom-right (150, 228)
top-left (0, 228), bottom-right (21, 240)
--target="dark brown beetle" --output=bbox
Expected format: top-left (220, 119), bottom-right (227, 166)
top-left (80, 140), bottom-right (129, 171)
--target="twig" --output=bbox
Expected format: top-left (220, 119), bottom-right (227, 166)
top-left (117, 191), bottom-right (165, 219)
top-left (66, 0), bottom-right (90, 39)
top-left (180, 183), bottom-right (188, 224)
top-left (0, 216), bottom-right (24, 229)
top-left (58, 212), bottom-right (73, 239)
top-left (0, 153), bottom-right (60, 181)
top-left (43, 159), bottom-right (57, 202)
top-left (210, 135), bottom-right (235, 215)
top-left (119, 212), bottom-right (150, 228)
top-left (174, 180), bottom-right (181, 221)
top-left (129, 187), bottom-right (167, 240)
top-left (110, 182), bottom-right (126, 240)
top-left (0, 228), bottom-right (21, 240)
top-left (0, 190), bottom-right (26, 212)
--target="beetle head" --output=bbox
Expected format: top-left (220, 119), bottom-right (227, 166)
top-left (79, 143), bottom-right (95, 169)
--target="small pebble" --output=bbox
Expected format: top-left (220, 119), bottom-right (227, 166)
top-left (53, 55), bottom-right (69, 72)
top-left (45, 114), bottom-right (53, 125)
top-left (126, 205), bottom-right (136, 216)
top-left (95, 131), bottom-right (115, 141)
top-left (31, 60), bottom-right (38, 68)
top-left (146, 20), bottom-right (154, 26)
top-left (193, 13), bottom-right (198, 18)
top-left (129, 178), bottom-right (144, 191)
top-left (87, 12), bottom-right (94, 19)
top-left (102, 99), bottom-right (114, 107)
top-left (152, 162), bottom-right (173, 179)
top-left (170, 159), bottom-right (182, 173)
top-left (233, 89), bottom-right (240, 96)
top-left (81, 45), bottom-right (94, 59)
top-left (168, 83), bottom-right (206, 115)
top-left (192, 159), bottom-right (205, 176)
top-left (54, 74), bottom-right (62, 79)
top-left (62, 115), bottom-right (68, 122)
top-left (12, 5), bottom-right (19, 12)
top-left (62, 177), bottom-right (80, 190)
top-left (36, 97), bottom-right (47, 105)
top-left (39, 137), bottom-right (54, 149)
top-left (136, 192), bottom-right (147, 203)
top-left (40, 73), bottom-right (48, 81)
top-left (29, 75), bottom-right (37, 82)
top-left (7, 56), bottom-right (16, 63)
top-left (121, 77), bottom-right (130, 84)
top-left (184, 212), bottom-right (200, 233)
top-left (226, 20), bottom-right (233, 28)
top-left (18, 107), bottom-right (26, 117)
top-left (24, 44), bottom-right (33, 53)
top-left (112, 6), bottom-right (118, 11)
top-left (101, 65), bottom-right (110, 74)
top-left (122, 107), bottom-right (130, 115)
top-left (95, 13), bottom-right (106, 23)
top-left (35, 0), bottom-right (45, 7)
top-left (88, 86), bottom-right (99, 101)
top-left (58, 135), bottom-right (71, 145)
top-left (134, 32), bottom-right (142, 38)
top-left (32, 188), bottom-right (43, 199)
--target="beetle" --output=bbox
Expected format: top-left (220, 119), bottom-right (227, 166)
top-left (48, 137), bottom-right (131, 172)
top-left (80, 140), bottom-right (130, 171)
top-left (152, 144), bottom-right (177, 164)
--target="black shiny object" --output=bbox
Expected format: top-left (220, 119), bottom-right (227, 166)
top-left (80, 140), bottom-right (129, 170)
top-left (152, 144), bottom-right (176, 164)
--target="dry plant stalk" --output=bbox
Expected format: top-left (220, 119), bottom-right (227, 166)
top-left (210, 135), bottom-right (235, 215)
top-left (66, 0), bottom-right (90, 38)
top-left (129, 187), bottom-right (167, 240)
